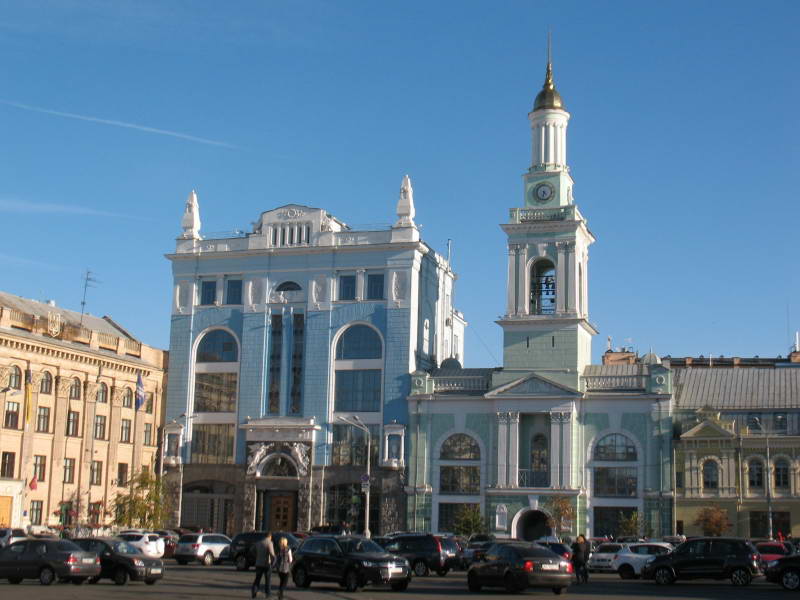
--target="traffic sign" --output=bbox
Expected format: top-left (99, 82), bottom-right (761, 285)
top-left (361, 482), bottom-right (370, 492)
top-left (360, 474), bottom-right (370, 482)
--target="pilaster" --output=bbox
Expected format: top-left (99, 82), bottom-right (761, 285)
top-left (555, 242), bottom-right (567, 313)
top-left (508, 412), bottom-right (520, 487)
top-left (516, 247), bottom-right (528, 316)
top-left (549, 412), bottom-right (562, 489)
top-left (496, 412), bottom-right (509, 487)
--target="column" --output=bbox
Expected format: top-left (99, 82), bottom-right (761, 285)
top-left (356, 269), bottom-right (366, 301)
top-left (517, 246), bottom-right (528, 316)
top-left (549, 412), bottom-right (562, 489)
top-left (564, 242), bottom-right (577, 313)
top-left (508, 412), bottom-right (520, 488)
top-left (506, 245), bottom-right (518, 315)
top-left (496, 413), bottom-right (509, 488)
top-left (555, 242), bottom-right (567, 313)
top-left (560, 412), bottom-right (573, 488)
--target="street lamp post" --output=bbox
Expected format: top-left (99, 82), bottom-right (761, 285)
top-left (754, 417), bottom-right (774, 539)
top-left (337, 415), bottom-right (371, 538)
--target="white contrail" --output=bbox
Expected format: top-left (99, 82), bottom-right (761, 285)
top-left (0, 100), bottom-right (236, 148)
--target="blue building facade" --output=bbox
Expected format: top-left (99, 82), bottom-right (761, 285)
top-left (163, 180), bottom-right (465, 534)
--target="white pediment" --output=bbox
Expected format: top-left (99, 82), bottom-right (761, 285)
top-left (487, 373), bottom-right (581, 398)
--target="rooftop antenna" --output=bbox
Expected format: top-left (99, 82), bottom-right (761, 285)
top-left (547, 28), bottom-right (552, 66)
top-left (79, 269), bottom-right (100, 327)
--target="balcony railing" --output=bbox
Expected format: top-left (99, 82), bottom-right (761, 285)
top-left (584, 375), bottom-right (648, 391)
top-left (518, 469), bottom-right (550, 488)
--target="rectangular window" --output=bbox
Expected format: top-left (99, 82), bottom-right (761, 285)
top-left (59, 501), bottom-right (74, 526)
top-left (439, 503), bottom-right (479, 533)
top-left (675, 471), bottom-right (684, 489)
top-left (194, 373), bottom-right (238, 412)
top-left (289, 313), bottom-right (305, 415)
top-left (94, 415), bottom-right (107, 440)
top-left (166, 433), bottom-right (180, 457)
top-left (366, 273), bottom-right (384, 300)
top-left (88, 502), bottom-right (103, 524)
top-left (440, 466), bottom-right (481, 494)
top-left (4, 401), bottom-right (20, 429)
top-left (33, 455), bottom-right (46, 482)
top-left (63, 457), bottom-right (75, 483)
top-left (0, 451), bottom-right (15, 478)
top-left (66, 410), bottom-right (80, 436)
top-left (90, 460), bottom-right (102, 486)
top-left (334, 370), bottom-right (381, 412)
top-left (191, 424), bottom-right (235, 464)
top-left (143, 423), bottom-right (153, 446)
top-left (331, 424), bottom-right (379, 466)
top-left (594, 467), bottom-right (637, 497)
top-left (338, 274), bottom-right (356, 301)
top-left (36, 406), bottom-right (50, 433)
top-left (226, 279), bottom-right (243, 305)
top-left (200, 280), bottom-right (217, 305)
top-left (268, 315), bottom-right (283, 414)
top-left (750, 511), bottom-right (791, 538)
top-left (117, 463), bottom-right (128, 486)
top-left (145, 392), bottom-right (154, 414)
top-left (747, 413), bottom-right (762, 431)
top-left (120, 419), bottom-right (132, 443)
top-left (30, 500), bottom-right (43, 526)
top-left (774, 413), bottom-right (788, 433)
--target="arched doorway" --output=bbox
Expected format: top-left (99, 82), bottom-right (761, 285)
top-left (516, 509), bottom-right (552, 541)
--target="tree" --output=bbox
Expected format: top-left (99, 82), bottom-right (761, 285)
top-left (694, 505), bottom-right (731, 536)
top-left (547, 495), bottom-right (575, 534)
top-left (617, 511), bottom-right (641, 537)
top-left (111, 470), bottom-right (171, 530)
top-left (453, 505), bottom-right (486, 537)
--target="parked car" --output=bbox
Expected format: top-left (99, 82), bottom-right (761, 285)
top-left (229, 531), bottom-right (300, 570)
top-left (765, 553), bottom-right (800, 590)
top-left (117, 532), bottom-right (165, 558)
top-left (642, 537), bottom-right (761, 586)
top-left (73, 537), bottom-right (164, 585)
top-left (292, 535), bottom-right (411, 592)
top-left (609, 542), bottom-right (673, 579)
top-left (587, 543), bottom-right (623, 572)
top-left (536, 542), bottom-right (572, 561)
top-left (466, 542), bottom-right (572, 594)
top-left (382, 533), bottom-right (449, 576)
top-left (755, 541), bottom-right (793, 569)
top-left (467, 534), bottom-right (497, 564)
top-left (310, 524), bottom-right (350, 535)
top-left (154, 530), bottom-right (179, 558)
top-left (0, 528), bottom-right (27, 549)
top-left (0, 538), bottom-right (100, 585)
top-left (174, 533), bottom-right (231, 566)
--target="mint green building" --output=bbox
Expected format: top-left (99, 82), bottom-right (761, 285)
top-left (406, 59), bottom-right (674, 540)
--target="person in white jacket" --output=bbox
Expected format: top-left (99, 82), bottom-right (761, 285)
top-left (275, 537), bottom-right (293, 600)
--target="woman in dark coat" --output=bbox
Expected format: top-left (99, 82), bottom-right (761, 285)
top-left (570, 534), bottom-right (589, 584)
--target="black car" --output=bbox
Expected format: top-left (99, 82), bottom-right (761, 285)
top-left (73, 537), bottom-right (164, 585)
top-left (642, 537), bottom-right (761, 586)
top-left (0, 538), bottom-right (100, 585)
top-left (229, 531), bottom-right (300, 571)
top-left (292, 535), bottom-right (411, 592)
top-left (468, 534), bottom-right (497, 563)
top-left (382, 533), bottom-right (449, 576)
top-left (764, 553), bottom-right (800, 590)
top-left (467, 542), bottom-right (572, 595)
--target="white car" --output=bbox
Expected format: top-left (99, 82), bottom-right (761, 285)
top-left (587, 542), bottom-right (624, 572)
top-left (0, 528), bottom-right (27, 548)
top-left (610, 542), bottom-right (673, 579)
top-left (118, 532), bottom-right (166, 557)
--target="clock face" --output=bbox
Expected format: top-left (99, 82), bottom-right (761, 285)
top-left (533, 182), bottom-right (554, 203)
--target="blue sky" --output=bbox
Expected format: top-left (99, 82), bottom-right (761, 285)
top-left (1, 0), bottom-right (798, 367)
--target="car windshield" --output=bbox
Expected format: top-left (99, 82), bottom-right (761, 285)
top-left (179, 535), bottom-right (199, 543)
top-left (112, 541), bottom-right (141, 554)
top-left (338, 539), bottom-right (385, 554)
top-left (471, 535), bottom-right (492, 542)
top-left (595, 544), bottom-right (622, 553)
top-left (119, 534), bottom-right (141, 541)
top-left (56, 541), bottom-right (81, 552)
top-left (757, 544), bottom-right (789, 555)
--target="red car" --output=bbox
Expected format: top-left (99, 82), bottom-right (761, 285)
top-left (755, 542), bottom-right (794, 569)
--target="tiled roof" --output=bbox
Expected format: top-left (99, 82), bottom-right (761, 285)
top-left (673, 367), bottom-right (800, 409)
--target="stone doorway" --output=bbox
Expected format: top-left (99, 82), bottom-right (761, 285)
top-left (269, 494), bottom-right (296, 531)
top-left (516, 509), bottom-right (552, 541)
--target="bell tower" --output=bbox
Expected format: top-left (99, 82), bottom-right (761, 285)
top-left (495, 48), bottom-right (597, 390)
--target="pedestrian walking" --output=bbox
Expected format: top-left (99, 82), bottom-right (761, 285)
top-left (570, 534), bottom-right (589, 584)
top-left (275, 536), bottom-right (294, 600)
top-left (252, 532), bottom-right (276, 598)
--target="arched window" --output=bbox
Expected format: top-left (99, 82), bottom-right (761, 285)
top-left (774, 459), bottom-right (790, 490)
top-left (593, 434), bottom-right (637, 461)
top-left (8, 366), bottom-right (22, 390)
top-left (440, 434), bottom-right (481, 460)
top-left (196, 330), bottom-right (238, 362)
top-left (96, 383), bottom-right (108, 404)
top-left (702, 460), bottom-right (719, 490)
top-left (530, 259), bottom-right (556, 315)
top-left (748, 459), bottom-right (764, 489)
top-left (122, 388), bottom-right (133, 408)
top-left (335, 325), bottom-right (382, 360)
top-left (261, 455), bottom-right (298, 478)
top-left (276, 281), bottom-right (301, 292)
top-left (69, 377), bottom-right (82, 400)
top-left (40, 372), bottom-right (53, 394)
top-left (530, 433), bottom-right (549, 487)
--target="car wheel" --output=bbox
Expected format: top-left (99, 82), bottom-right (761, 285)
top-left (504, 572), bottom-right (519, 593)
top-left (344, 569), bottom-right (360, 592)
top-left (552, 588), bottom-right (565, 595)
top-left (782, 569), bottom-right (800, 591)
top-left (39, 567), bottom-right (56, 586)
top-left (413, 560), bottom-right (429, 577)
top-left (113, 567), bottom-right (129, 586)
top-left (731, 568), bottom-right (751, 587)
top-left (176, 559), bottom-right (188, 565)
top-left (654, 567), bottom-right (674, 585)
top-left (88, 576), bottom-right (101, 584)
top-left (145, 579), bottom-right (157, 585)
top-left (467, 571), bottom-right (482, 592)
top-left (293, 566), bottom-right (312, 588)
top-left (618, 564), bottom-right (635, 580)
top-left (71, 577), bottom-right (86, 585)
top-left (437, 568), bottom-right (449, 576)
top-left (8, 577), bottom-right (22, 584)
top-left (202, 551), bottom-right (214, 566)
top-left (235, 554), bottom-right (249, 571)
top-left (391, 579), bottom-right (410, 591)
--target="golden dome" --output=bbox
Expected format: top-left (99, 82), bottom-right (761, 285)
top-left (533, 62), bottom-right (565, 111)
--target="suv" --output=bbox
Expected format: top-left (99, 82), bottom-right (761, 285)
top-left (174, 533), bottom-right (231, 566)
top-left (230, 531), bottom-right (300, 570)
top-left (610, 542), bottom-right (673, 579)
top-left (383, 533), bottom-right (448, 576)
top-left (642, 537), bottom-right (761, 586)
top-left (0, 528), bottom-right (27, 549)
top-left (292, 535), bottom-right (411, 592)
top-left (118, 532), bottom-right (165, 558)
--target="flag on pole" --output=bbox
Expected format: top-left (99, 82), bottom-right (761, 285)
top-left (135, 374), bottom-right (145, 411)
top-left (29, 476), bottom-right (37, 490)
top-left (24, 369), bottom-right (32, 425)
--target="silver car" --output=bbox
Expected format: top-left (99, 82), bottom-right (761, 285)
top-left (0, 528), bottom-right (27, 549)
top-left (174, 533), bottom-right (231, 566)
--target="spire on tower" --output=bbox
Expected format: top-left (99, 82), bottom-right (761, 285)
top-left (533, 31), bottom-right (565, 111)
top-left (180, 189), bottom-right (202, 240)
